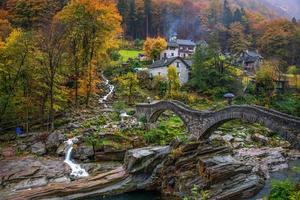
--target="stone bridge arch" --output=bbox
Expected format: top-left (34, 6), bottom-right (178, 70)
top-left (136, 101), bottom-right (300, 149)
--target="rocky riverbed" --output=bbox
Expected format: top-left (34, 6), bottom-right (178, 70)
top-left (0, 111), bottom-right (299, 199)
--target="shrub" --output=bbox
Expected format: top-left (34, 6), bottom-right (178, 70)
top-left (269, 180), bottom-right (294, 200)
top-left (271, 95), bottom-right (300, 117)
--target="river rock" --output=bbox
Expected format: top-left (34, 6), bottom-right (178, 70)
top-left (67, 122), bottom-right (81, 131)
top-left (124, 146), bottom-right (170, 174)
top-left (234, 147), bottom-right (288, 178)
top-left (1, 147), bottom-right (15, 158)
top-left (222, 134), bottom-right (234, 142)
top-left (0, 156), bottom-right (70, 192)
top-left (3, 141), bottom-right (266, 200)
top-left (46, 130), bottom-right (66, 153)
top-left (56, 143), bottom-right (67, 156)
top-left (95, 150), bottom-right (126, 162)
top-left (31, 142), bottom-right (46, 155)
top-left (251, 133), bottom-right (269, 145)
top-left (14, 177), bottom-right (48, 190)
top-left (145, 141), bottom-right (265, 200)
top-left (73, 145), bottom-right (94, 161)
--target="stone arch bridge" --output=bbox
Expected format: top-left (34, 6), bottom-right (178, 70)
top-left (136, 100), bottom-right (300, 149)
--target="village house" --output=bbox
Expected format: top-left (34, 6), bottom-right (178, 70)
top-left (160, 37), bottom-right (197, 60)
top-left (239, 50), bottom-right (263, 72)
top-left (148, 57), bottom-right (192, 84)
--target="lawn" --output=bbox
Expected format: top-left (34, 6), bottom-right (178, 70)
top-left (119, 49), bottom-right (142, 62)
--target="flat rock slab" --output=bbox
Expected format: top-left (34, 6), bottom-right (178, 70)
top-left (6, 167), bottom-right (130, 200)
top-left (0, 156), bottom-right (70, 191)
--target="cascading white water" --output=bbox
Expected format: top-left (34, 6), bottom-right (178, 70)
top-left (64, 74), bottom-right (116, 178)
top-left (99, 74), bottom-right (115, 108)
top-left (64, 137), bottom-right (89, 178)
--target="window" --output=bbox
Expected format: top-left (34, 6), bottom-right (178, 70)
top-left (171, 53), bottom-right (174, 56)
top-left (164, 53), bottom-right (167, 58)
top-left (158, 72), bottom-right (161, 75)
top-left (176, 62), bottom-right (180, 68)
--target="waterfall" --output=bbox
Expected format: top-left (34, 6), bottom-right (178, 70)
top-left (99, 74), bottom-right (115, 108)
top-left (64, 137), bottom-right (89, 178)
top-left (63, 74), bottom-right (115, 178)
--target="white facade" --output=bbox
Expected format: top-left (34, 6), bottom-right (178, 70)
top-left (160, 39), bottom-right (197, 60)
top-left (149, 59), bottom-right (190, 84)
top-left (160, 46), bottom-right (179, 60)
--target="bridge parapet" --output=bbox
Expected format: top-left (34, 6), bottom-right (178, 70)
top-left (136, 101), bottom-right (300, 149)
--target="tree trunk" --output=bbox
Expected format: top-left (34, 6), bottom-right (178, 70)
top-left (49, 80), bottom-right (54, 131)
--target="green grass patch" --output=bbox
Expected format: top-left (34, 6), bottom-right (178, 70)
top-left (143, 114), bottom-right (187, 145)
top-left (119, 49), bottom-right (142, 62)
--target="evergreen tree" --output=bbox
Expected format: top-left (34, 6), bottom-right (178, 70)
top-left (190, 46), bottom-right (210, 91)
top-left (117, 0), bottom-right (128, 38)
top-left (144, 0), bottom-right (152, 37)
top-left (222, 0), bottom-right (233, 28)
top-left (233, 9), bottom-right (242, 23)
top-left (128, 0), bottom-right (137, 39)
top-left (117, 0), bottom-right (127, 17)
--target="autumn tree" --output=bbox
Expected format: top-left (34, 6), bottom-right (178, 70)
top-left (34, 22), bottom-right (66, 130)
top-left (0, 29), bottom-right (32, 125)
top-left (56, 0), bottom-right (121, 107)
top-left (116, 72), bottom-right (139, 104)
top-left (6, 0), bottom-right (61, 29)
top-left (255, 61), bottom-right (279, 104)
top-left (258, 19), bottom-right (295, 63)
top-left (153, 74), bottom-right (167, 98)
top-left (143, 37), bottom-right (167, 60)
top-left (167, 66), bottom-right (180, 98)
top-left (0, 10), bottom-right (12, 40)
top-left (228, 22), bottom-right (250, 53)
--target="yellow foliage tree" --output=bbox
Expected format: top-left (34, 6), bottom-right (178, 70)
top-left (115, 72), bottom-right (139, 104)
top-left (56, 0), bottom-right (122, 107)
top-left (167, 65), bottom-right (181, 98)
top-left (143, 37), bottom-right (167, 60)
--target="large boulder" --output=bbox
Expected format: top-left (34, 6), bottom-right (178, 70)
top-left (66, 123), bottom-right (81, 131)
top-left (235, 147), bottom-right (288, 178)
top-left (31, 142), bottom-right (46, 156)
top-left (46, 130), bottom-right (66, 153)
top-left (1, 147), bottom-right (15, 158)
top-left (251, 133), bottom-right (269, 145)
top-left (56, 143), bottom-right (67, 156)
top-left (73, 145), bottom-right (94, 161)
top-left (124, 146), bottom-right (170, 174)
top-left (95, 150), bottom-right (126, 162)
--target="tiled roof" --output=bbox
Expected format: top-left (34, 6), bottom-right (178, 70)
top-left (149, 57), bottom-right (192, 69)
top-left (176, 39), bottom-right (196, 46)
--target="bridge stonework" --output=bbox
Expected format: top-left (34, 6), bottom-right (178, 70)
top-left (136, 101), bottom-right (300, 149)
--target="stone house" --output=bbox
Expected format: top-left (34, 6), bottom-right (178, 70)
top-left (239, 50), bottom-right (263, 72)
top-left (148, 57), bottom-right (192, 84)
